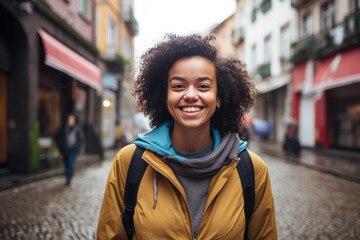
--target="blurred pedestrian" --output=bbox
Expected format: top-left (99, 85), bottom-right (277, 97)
top-left (55, 114), bottom-right (81, 186)
top-left (283, 124), bottom-right (300, 156)
top-left (97, 35), bottom-right (277, 239)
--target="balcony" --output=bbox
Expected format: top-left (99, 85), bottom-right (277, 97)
top-left (291, 10), bottom-right (360, 64)
top-left (344, 10), bottom-right (360, 39)
top-left (123, 7), bottom-right (138, 36)
top-left (257, 62), bottom-right (271, 78)
top-left (291, 35), bottom-right (319, 64)
top-left (260, 0), bottom-right (271, 13)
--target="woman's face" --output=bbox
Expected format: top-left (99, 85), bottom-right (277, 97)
top-left (166, 56), bottom-right (220, 131)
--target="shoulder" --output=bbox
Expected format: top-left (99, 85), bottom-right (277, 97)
top-left (108, 144), bottom-right (138, 184)
top-left (247, 150), bottom-right (273, 202)
top-left (248, 150), bottom-right (268, 176)
top-left (247, 150), bottom-right (272, 190)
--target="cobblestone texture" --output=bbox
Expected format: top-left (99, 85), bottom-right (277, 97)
top-left (264, 153), bottom-right (360, 240)
top-left (0, 153), bottom-right (359, 239)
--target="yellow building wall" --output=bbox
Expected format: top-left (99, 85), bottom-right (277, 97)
top-left (212, 16), bottom-right (237, 58)
top-left (96, 0), bottom-right (122, 55)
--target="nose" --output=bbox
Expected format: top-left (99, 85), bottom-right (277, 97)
top-left (183, 87), bottom-right (199, 102)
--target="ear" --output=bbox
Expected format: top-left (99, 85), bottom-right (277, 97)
top-left (216, 97), bottom-right (221, 109)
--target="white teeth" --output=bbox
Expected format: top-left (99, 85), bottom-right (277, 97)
top-left (182, 107), bottom-right (201, 112)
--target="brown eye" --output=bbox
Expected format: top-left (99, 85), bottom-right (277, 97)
top-left (172, 84), bottom-right (184, 89)
top-left (198, 84), bottom-right (210, 89)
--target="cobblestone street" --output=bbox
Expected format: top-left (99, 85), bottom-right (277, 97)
top-left (0, 151), bottom-right (359, 239)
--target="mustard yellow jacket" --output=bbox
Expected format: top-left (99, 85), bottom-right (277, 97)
top-left (97, 144), bottom-right (277, 240)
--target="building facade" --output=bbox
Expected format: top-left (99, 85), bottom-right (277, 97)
top-left (95, 0), bottom-right (137, 149)
top-left (244, 0), bottom-right (296, 142)
top-left (0, 0), bottom-right (102, 175)
top-left (211, 14), bottom-right (237, 58)
top-left (291, 0), bottom-right (360, 151)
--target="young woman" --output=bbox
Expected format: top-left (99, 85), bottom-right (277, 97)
top-left (97, 35), bottom-right (277, 239)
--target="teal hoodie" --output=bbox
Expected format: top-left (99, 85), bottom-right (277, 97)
top-left (133, 121), bottom-right (248, 160)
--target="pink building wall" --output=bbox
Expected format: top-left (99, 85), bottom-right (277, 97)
top-left (44, 0), bottom-right (94, 42)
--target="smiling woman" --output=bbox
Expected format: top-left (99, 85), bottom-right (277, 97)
top-left (97, 35), bottom-right (278, 240)
top-left (166, 56), bottom-right (220, 152)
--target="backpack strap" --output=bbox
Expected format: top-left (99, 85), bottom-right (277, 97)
top-left (237, 149), bottom-right (255, 240)
top-left (122, 146), bottom-right (148, 240)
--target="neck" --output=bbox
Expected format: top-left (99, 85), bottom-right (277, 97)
top-left (171, 123), bottom-right (212, 153)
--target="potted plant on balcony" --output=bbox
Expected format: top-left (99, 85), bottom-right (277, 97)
top-left (256, 62), bottom-right (271, 78)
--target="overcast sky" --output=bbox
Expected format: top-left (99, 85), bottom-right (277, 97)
top-left (134, 0), bottom-right (236, 63)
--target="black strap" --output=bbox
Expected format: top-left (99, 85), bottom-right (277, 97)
top-left (237, 149), bottom-right (255, 240)
top-left (122, 146), bottom-right (148, 240)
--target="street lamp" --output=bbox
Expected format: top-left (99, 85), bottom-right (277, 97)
top-left (103, 99), bottom-right (111, 108)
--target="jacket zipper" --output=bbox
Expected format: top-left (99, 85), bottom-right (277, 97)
top-left (143, 155), bottom-right (195, 239)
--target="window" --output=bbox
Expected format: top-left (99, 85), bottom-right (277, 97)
top-left (106, 15), bottom-right (117, 58)
top-left (264, 35), bottom-right (271, 63)
top-left (121, 34), bottom-right (133, 60)
top-left (251, 44), bottom-right (257, 72)
top-left (302, 11), bottom-right (312, 37)
top-left (78, 0), bottom-right (89, 19)
top-left (350, 0), bottom-right (360, 11)
top-left (280, 24), bottom-right (290, 60)
top-left (321, 0), bottom-right (335, 31)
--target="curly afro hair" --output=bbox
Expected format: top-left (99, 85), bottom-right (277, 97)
top-left (133, 34), bottom-right (256, 136)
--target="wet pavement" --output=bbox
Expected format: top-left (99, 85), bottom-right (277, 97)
top-left (262, 152), bottom-right (360, 240)
top-left (0, 148), bottom-right (359, 239)
top-left (249, 140), bottom-right (360, 182)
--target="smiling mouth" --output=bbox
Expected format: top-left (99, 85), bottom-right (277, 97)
top-left (180, 106), bottom-right (203, 112)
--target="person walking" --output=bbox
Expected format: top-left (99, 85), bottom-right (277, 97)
top-left (55, 114), bottom-right (81, 186)
top-left (97, 35), bottom-right (277, 239)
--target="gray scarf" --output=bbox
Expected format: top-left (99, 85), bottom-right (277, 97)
top-left (162, 132), bottom-right (240, 177)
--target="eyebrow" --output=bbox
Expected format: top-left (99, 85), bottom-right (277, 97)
top-left (169, 76), bottom-right (214, 82)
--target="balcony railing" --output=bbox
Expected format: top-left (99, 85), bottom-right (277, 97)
top-left (291, 10), bottom-right (360, 64)
top-left (257, 62), bottom-right (271, 78)
top-left (344, 10), bottom-right (360, 39)
top-left (260, 0), bottom-right (271, 13)
top-left (124, 7), bottom-right (138, 36)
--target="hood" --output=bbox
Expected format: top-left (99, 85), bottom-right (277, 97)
top-left (133, 121), bottom-right (248, 161)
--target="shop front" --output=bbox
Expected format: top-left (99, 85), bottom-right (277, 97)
top-left (293, 47), bottom-right (360, 151)
top-left (37, 28), bottom-right (102, 170)
top-left (313, 47), bottom-right (360, 151)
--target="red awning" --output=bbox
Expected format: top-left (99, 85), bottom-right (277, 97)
top-left (313, 46), bottom-right (360, 92)
top-left (37, 28), bottom-right (101, 91)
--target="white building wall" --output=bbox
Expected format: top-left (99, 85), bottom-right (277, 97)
top-left (244, 0), bottom-right (296, 77)
top-left (242, 0), bottom-right (296, 142)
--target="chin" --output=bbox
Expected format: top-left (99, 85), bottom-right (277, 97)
top-left (176, 120), bottom-right (210, 130)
